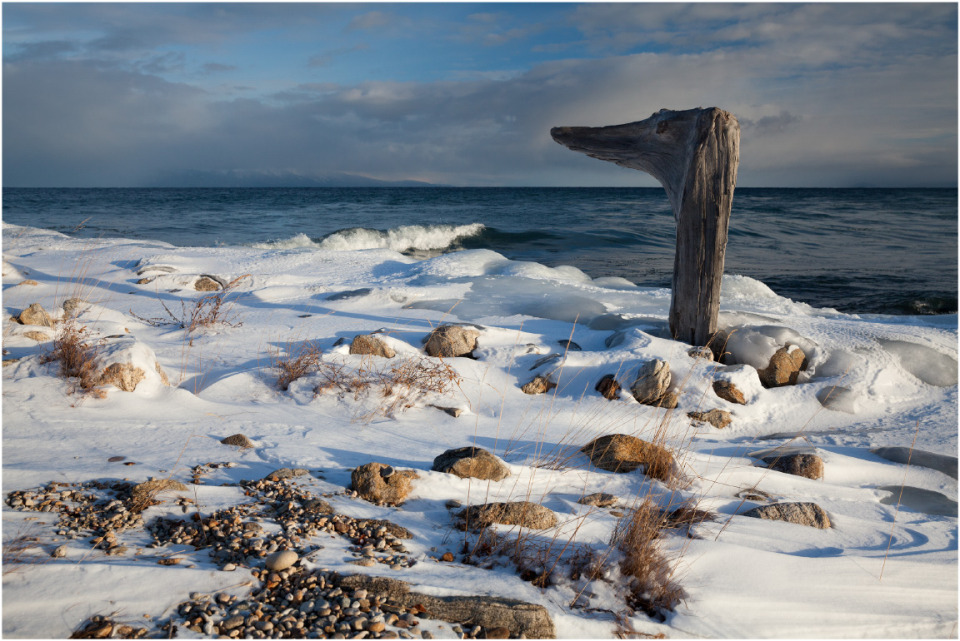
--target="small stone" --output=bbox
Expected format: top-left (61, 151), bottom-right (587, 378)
top-left (223, 563), bottom-right (237, 572)
top-left (521, 375), bottom-right (555, 395)
top-left (432, 447), bottom-right (510, 482)
top-left (222, 615), bottom-right (245, 631)
top-left (713, 380), bottom-right (747, 405)
top-left (18, 279), bottom-right (38, 286)
top-left (594, 374), bottom-right (621, 400)
top-left (264, 468), bottom-right (310, 482)
top-left (108, 456), bottom-right (126, 463)
top-left (578, 492), bottom-right (618, 508)
top-left (51, 545), bottom-right (67, 558)
top-left (220, 433), bottom-right (254, 448)
top-left (742, 502), bottom-right (831, 528)
top-left (688, 409), bottom-right (733, 429)
top-left (194, 276), bottom-right (223, 292)
top-left (441, 552), bottom-right (455, 562)
top-left (687, 346), bottom-right (715, 361)
top-left (350, 334), bottom-right (396, 359)
top-left (265, 550), bottom-right (298, 571)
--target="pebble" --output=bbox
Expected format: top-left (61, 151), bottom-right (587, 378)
top-left (265, 550), bottom-right (299, 571)
top-left (51, 545), bottom-right (67, 558)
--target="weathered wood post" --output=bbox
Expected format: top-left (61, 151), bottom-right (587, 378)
top-left (551, 107), bottom-right (740, 346)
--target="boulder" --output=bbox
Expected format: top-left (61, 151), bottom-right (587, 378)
top-left (424, 325), bottom-right (479, 358)
top-left (220, 433), bottom-right (254, 448)
top-left (688, 409), bottom-right (733, 429)
top-left (521, 374), bottom-right (556, 395)
top-left (340, 575), bottom-right (555, 638)
top-left (97, 363), bottom-right (145, 392)
top-left (713, 380), bottom-right (746, 405)
top-left (766, 453), bottom-right (824, 480)
top-left (457, 501), bottom-right (558, 530)
top-left (595, 374), bottom-right (621, 400)
top-left (351, 462), bottom-right (418, 505)
top-left (630, 359), bottom-right (672, 406)
top-left (432, 447), bottom-right (510, 481)
top-left (580, 434), bottom-right (677, 482)
top-left (742, 502), bottom-right (831, 529)
top-left (17, 303), bottom-right (53, 327)
top-left (349, 334), bottom-right (396, 358)
top-left (758, 345), bottom-right (807, 388)
top-left (194, 275), bottom-right (225, 291)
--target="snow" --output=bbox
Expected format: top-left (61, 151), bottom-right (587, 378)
top-left (2, 222), bottom-right (957, 638)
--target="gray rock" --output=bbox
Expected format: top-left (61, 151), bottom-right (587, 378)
top-left (264, 468), bottom-right (310, 482)
top-left (62, 298), bottom-right (89, 319)
top-left (457, 501), bottom-right (558, 530)
top-left (264, 550), bottom-right (298, 571)
top-left (51, 545), bottom-right (67, 558)
top-left (424, 325), bottom-right (479, 358)
top-left (687, 346), bottom-right (715, 361)
top-left (340, 575), bottom-right (555, 638)
top-left (688, 409), bottom-right (732, 429)
top-left (432, 447), bottom-right (510, 482)
top-left (558, 339), bottom-right (581, 351)
top-left (765, 453), bottom-right (824, 480)
top-left (742, 502), bottom-right (831, 528)
top-left (578, 493), bottom-right (618, 508)
top-left (630, 359), bottom-right (671, 406)
top-left (349, 334), bottom-right (396, 359)
top-left (220, 433), bottom-right (254, 448)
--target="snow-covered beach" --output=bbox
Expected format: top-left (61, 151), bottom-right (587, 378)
top-left (3, 221), bottom-right (957, 638)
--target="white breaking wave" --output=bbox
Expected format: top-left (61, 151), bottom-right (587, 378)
top-left (317, 223), bottom-right (485, 253)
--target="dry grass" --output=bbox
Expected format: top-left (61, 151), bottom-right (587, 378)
top-left (41, 319), bottom-right (106, 399)
top-left (274, 340), bottom-right (323, 391)
top-left (2, 524), bottom-right (47, 575)
top-left (129, 274), bottom-right (249, 345)
top-left (314, 355), bottom-right (463, 419)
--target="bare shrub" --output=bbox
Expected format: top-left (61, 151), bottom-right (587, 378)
top-left (42, 320), bottom-right (105, 398)
top-left (275, 341), bottom-right (323, 391)
top-left (130, 274), bottom-right (249, 344)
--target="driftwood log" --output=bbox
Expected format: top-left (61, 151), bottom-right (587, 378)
top-left (551, 107), bottom-right (740, 346)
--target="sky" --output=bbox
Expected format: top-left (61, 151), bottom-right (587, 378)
top-left (2, 2), bottom-right (957, 188)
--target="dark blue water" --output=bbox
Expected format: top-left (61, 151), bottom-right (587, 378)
top-left (3, 187), bottom-right (956, 315)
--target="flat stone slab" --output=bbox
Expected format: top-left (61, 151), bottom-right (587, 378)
top-left (878, 485), bottom-right (958, 517)
top-left (742, 502), bottom-right (831, 529)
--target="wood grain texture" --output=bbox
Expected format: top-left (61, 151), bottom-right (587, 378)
top-left (551, 108), bottom-right (740, 345)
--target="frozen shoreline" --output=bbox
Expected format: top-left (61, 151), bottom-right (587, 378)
top-left (2, 222), bottom-right (957, 638)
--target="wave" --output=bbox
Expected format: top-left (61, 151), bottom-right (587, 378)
top-left (319, 223), bottom-right (486, 253)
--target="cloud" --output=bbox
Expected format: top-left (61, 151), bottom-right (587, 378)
top-left (308, 44), bottom-right (370, 68)
top-left (200, 62), bottom-right (237, 74)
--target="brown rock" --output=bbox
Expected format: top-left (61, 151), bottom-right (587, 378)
top-left (742, 502), bottom-right (831, 528)
top-left (441, 552), bottom-right (455, 562)
top-left (432, 447), bottom-right (510, 481)
top-left (23, 330), bottom-right (51, 342)
top-left (713, 380), bottom-right (746, 405)
top-left (351, 462), bottom-right (418, 505)
top-left (766, 453), bottom-right (824, 480)
top-left (17, 303), bottom-right (52, 327)
top-left (758, 345), bottom-right (808, 388)
top-left (194, 276), bottom-right (223, 291)
top-left (688, 409), bottom-right (733, 429)
top-left (578, 492), bottom-right (618, 508)
top-left (424, 325), bottom-right (479, 358)
top-left (264, 468), bottom-right (310, 481)
top-left (18, 279), bottom-right (38, 287)
top-left (350, 334), bottom-right (396, 358)
top-left (580, 434), bottom-right (677, 482)
top-left (521, 375), bottom-right (555, 395)
top-left (457, 501), bottom-right (557, 530)
top-left (97, 363), bottom-right (146, 392)
top-left (594, 374), bottom-right (621, 400)
top-left (220, 433), bottom-right (254, 448)
top-left (340, 575), bottom-right (555, 638)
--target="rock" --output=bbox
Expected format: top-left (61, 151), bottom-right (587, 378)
top-left (340, 575), bottom-right (556, 638)
top-left (688, 346), bottom-right (715, 361)
top-left (580, 434), bottom-right (677, 482)
top-left (871, 446), bottom-right (958, 479)
top-left (742, 502), bottom-right (831, 528)
top-left (578, 493), bottom-right (618, 508)
top-left (350, 334), bottom-right (396, 358)
top-left (595, 374), bottom-right (621, 400)
top-left (194, 275), bottom-right (225, 291)
top-left (52, 544), bottom-right (67, 558)
top-left (302, 498), bottom-right (333, 513)
top-left (558, 339), bottom-right (581, 351)
top-left (62, 298), bottom-right (89, 318)
top-left (220, 433), bottom-right (254, 448)
top-left (758, 345), bottom-right (807, 388)
top-left (713, 380), bottom-right (746, 405)
top-left (688, 409), bottom-right (732, 429)
top-left (17, 303), bottom-right (52, 327)
top-left (18, 279), bottom-right (38, 287)
top-left (424, 325), bottom-right (479, 358)
top-left (630, 359), bottom-right (672, 406)
top-left (264, 468), bottom-right (310, 482)
top-left (766, 453), bottom-right (824, 480)
top-left (130, 479), bottom-right (188, 508)
top-left (351, 462), bottom-right (418, 505)
top-left (430, 405), bottom-right (464, 418)
top-left (458, 501), bottom-right (558, 530)
top-left (264, 550), bottom-right (298, 571)
top-left (658, 390), bottom-right (680, 409)
top-left (432, 447), bottom-right (511, 481)
top-left (23, 330), bottom-right (51, 342)
top-left (97, 362), bottom-right (146, 392)
top-left (521, 375), bottom-right (556, 395)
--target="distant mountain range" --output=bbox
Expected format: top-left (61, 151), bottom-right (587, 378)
top-left (147, 170), bottom-right (438, 188)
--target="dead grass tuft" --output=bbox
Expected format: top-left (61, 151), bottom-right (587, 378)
top-left (2, 524), bottom-right (47, 575)
top-left (41, 320), bottom-right (106, 398)
top-left (275, 341), bottom-right (323, 391)
top-left (130, 274), bottom-right (249, 344)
